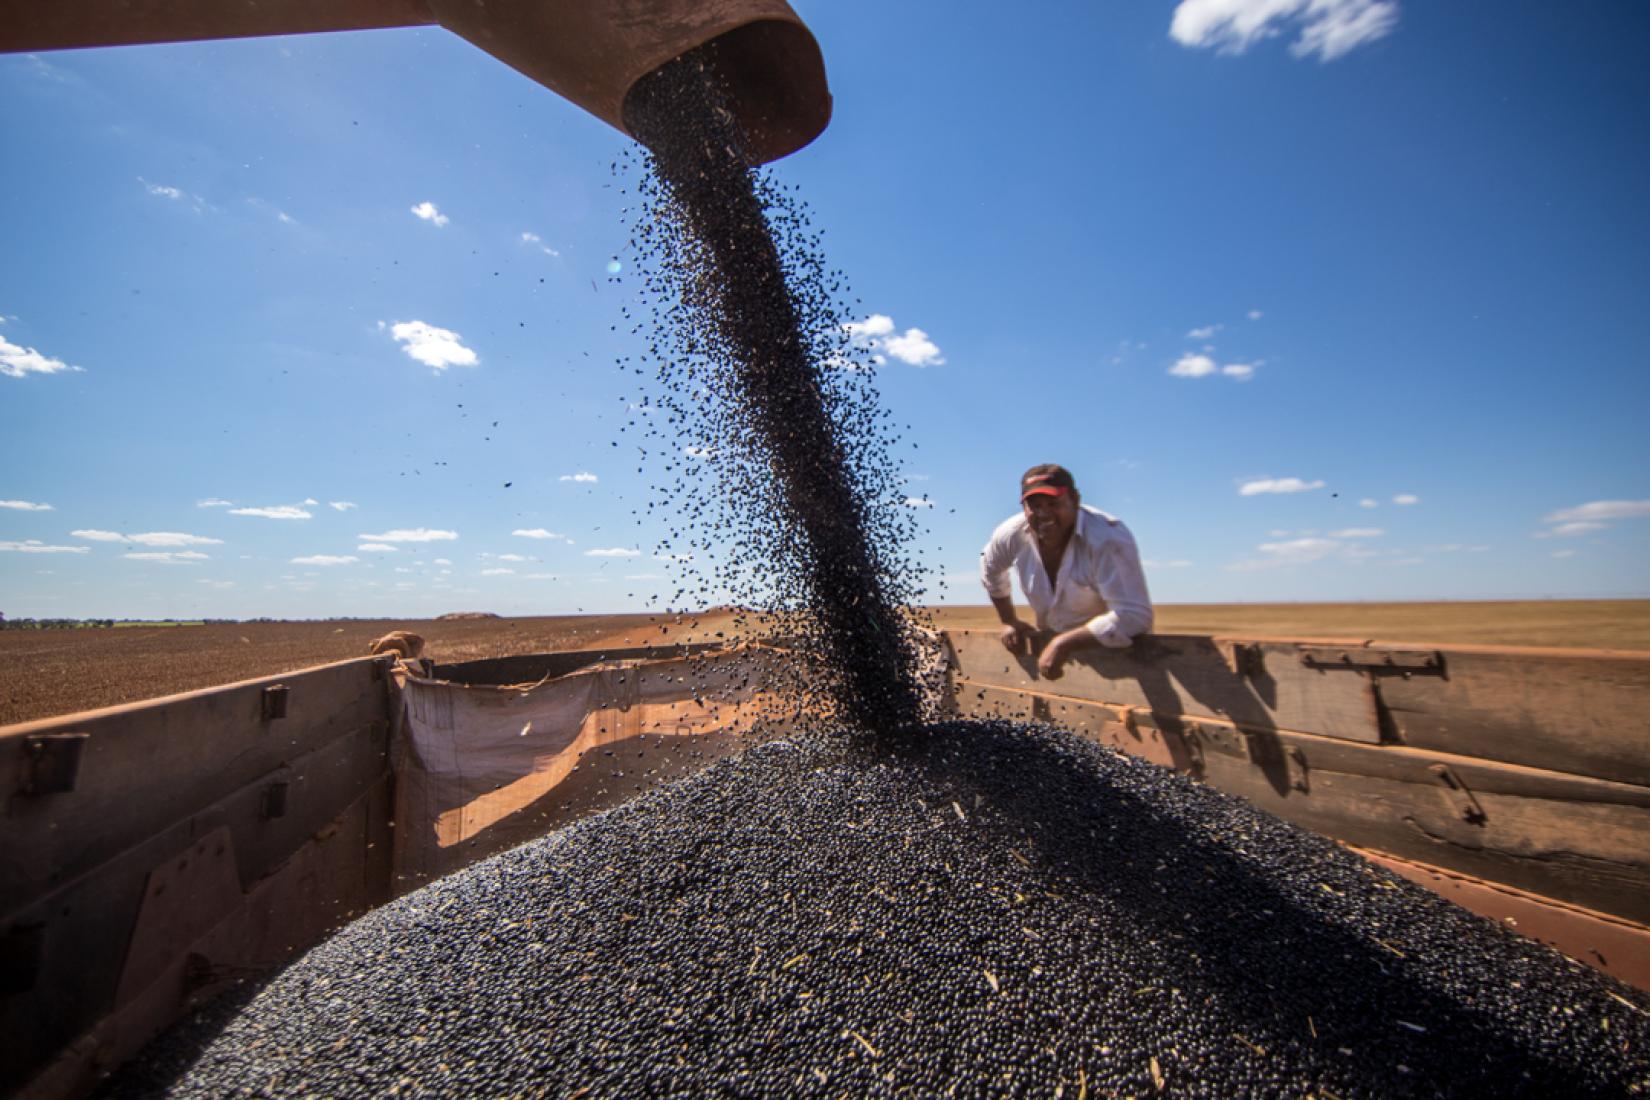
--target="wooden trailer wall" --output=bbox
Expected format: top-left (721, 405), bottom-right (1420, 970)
top-left (943, 629), bottom-right (1650, 989)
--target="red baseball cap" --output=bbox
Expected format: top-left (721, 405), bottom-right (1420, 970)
top-left (1020, 464), bottom-right (1076, 501)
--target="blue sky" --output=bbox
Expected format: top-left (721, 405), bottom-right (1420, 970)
top-left (3, 0), bottom-right (1648, 620)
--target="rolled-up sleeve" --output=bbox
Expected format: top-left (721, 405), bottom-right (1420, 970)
top-left (1083, 528), bottom-right (1154, 647)
top-left (980, 520), bottom-right (1018, 601)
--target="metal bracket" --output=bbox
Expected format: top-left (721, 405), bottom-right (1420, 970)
top-left (1285, 746), bottom-right (1310, 793)
top-left (1429, 763), bottom-right (1487, 824)
top-left (0, 922), bottom-right (45, 996)
top-left (260, 780), bottom-right (290, 820)
top-left (18, 732), bottom-right (89, 795)
top-left (1189, 719), bottom-right (1253, 762)
top-left (1299, 647), bottom-right (1444, 677)
top-left (261, 684), bottom-right (290, 720)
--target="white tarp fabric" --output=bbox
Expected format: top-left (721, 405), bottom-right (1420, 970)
top-left (389, 646), bottom-right (795, 887)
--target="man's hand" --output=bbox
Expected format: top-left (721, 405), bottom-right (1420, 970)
top-left (1037, 628), bottom-right (1097, 680)
top-left (999, 620), bottom-right (1037, 654)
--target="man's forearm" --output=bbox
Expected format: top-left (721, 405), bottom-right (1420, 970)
top-left (990, 594), bottom-right (1022, 626)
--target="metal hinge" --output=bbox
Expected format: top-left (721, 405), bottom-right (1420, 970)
top-left (261, 684), bottom-right (290, 720)
top-left (1299, 647), bottom-right (1445, 676)
top-left (18, 733), bottom-right (89, 796)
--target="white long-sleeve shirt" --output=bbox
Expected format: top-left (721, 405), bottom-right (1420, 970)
top-left (980, 505), bottom-right (1154, 647)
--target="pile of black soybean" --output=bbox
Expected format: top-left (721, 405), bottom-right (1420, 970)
top-left (114, 722), bottom-right (1649, 1097)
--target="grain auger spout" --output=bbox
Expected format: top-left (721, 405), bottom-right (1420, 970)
top-left (0, 0), bottom-right (831, 164)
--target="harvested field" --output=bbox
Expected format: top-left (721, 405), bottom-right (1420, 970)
top-left (4, 601), bottom-right (1646, 728)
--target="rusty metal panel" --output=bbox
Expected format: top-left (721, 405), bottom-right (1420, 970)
top-left (0, 657), bottom-right (393, 907)
top-left (0, 711), bottom-right (390, 1094)
top-left (1354, 847), bottom-right (1650, 994)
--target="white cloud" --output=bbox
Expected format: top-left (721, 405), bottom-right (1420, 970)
top-left (358, 527), bottom-right (457, 543)
top-left (386, 320), bottom-right (477, 371)
top-left (480, 567), bottom-right (514, 576)
top-left (654, 553), bottom-right (693, 562)
top-left (520, 231), bottom-right (560, 257)
top-left (358, 542), bottom-right (399, 552)
top-left (70, 529), bottom-right (222, 546)
top-left (2, 335), bottom-right (85, 379)
top-left (291, 554), bottom-right (358, 566)
top-left (1543, 500), bottom-right (1650, 524)
top-left (329, 501), bottom-right (358, 512)
top-left (496, 553), bottom-right (528, 562)
top-left (433, 558), bottom-right (453, 566)
top-left (1392, 493), bottom-right (1419, 505)
top-left (1221, 363), bottom-right (1256, 381)
top-left (1551, 549), bottom-right (1577, 559)
top-left (844, 314), bottom-right (895, 340)
top-left (301, 498), bottom-right (318, 506)
top-left (231, 505), bottom-right (312, 520)
top-left (683, 445), bottom-right (716, 459)
top-left (125, 550), bottom-right (209, 563)
top-left (144, 181), bottom-right (184, 200)
top-left (197, 498), bottom-right (233, 508)
top-left (127, 532), bottom-right (222, 547)
top-left (0, 540), bottom-right (88, 554)
top-left (1358, 498), bottom-right (1379, 509)
top-left (1169, 0), bottom-right (1398, 62)
top-left (1239, 477), bottom-right (1325, 496)
top-left (1228, 536), bottom-right (1343, 570)
top-left (197, 579), bottom-right (236, 589)
top-left (1187, 324), bottom-right (1223, 340)
top-left (883, 327), bottom-right (945, 367)
top-left (1247, 309), bottom-right (1264, 320)
top-left (0, 499), bottom-right (52, 511)
top-left (1170, 353), bottom-right (1218, 378)
top-left (559, 472), bottom-right (599, 483)
top-left (523, 572), bottom-right (559, 580)
top-left (410, 201), bottom-right (449, 227)
top-left (844, 314), bottom-right (945, 367)
top-left (1329, 527), bottom-right (1383, 538)
top-left (513, 529), bottom-right (568, 541)
top-left (624, 573), bottom-right (661, 581)
top-left (1536, 521), bottom-right (1607, 539)
top-left (1144, 558), bottom-right (1193, 569)
top-left (903, 497), bottom-right (935, 508)
top-left (585, 547), bottom-right (641, 558)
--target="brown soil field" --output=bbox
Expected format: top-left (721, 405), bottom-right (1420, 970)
top-left (3, 600), bottom-right (1645, 728)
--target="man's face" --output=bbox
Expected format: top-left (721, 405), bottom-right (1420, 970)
top-left (1022, 490), bottom-right (1078, 547)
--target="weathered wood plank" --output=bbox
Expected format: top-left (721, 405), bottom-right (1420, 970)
top-left (0, 657), bottom-right (392, 903)
top-left (1377, 646), bottom-right (1650, 788)
top-left (946, 630), bottom-right (1383, 742)
top-left (952, 684), bottom-right (1650, 924)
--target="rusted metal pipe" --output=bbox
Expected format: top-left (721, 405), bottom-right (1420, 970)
top-left (0, 0), bottom-right (830, 163)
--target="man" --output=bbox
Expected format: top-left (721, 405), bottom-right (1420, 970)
top-left (980, 464), bottom-right (1153, 678)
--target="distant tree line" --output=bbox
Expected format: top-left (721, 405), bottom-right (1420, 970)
top-left (0, 616), bottom-right (117, 630)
